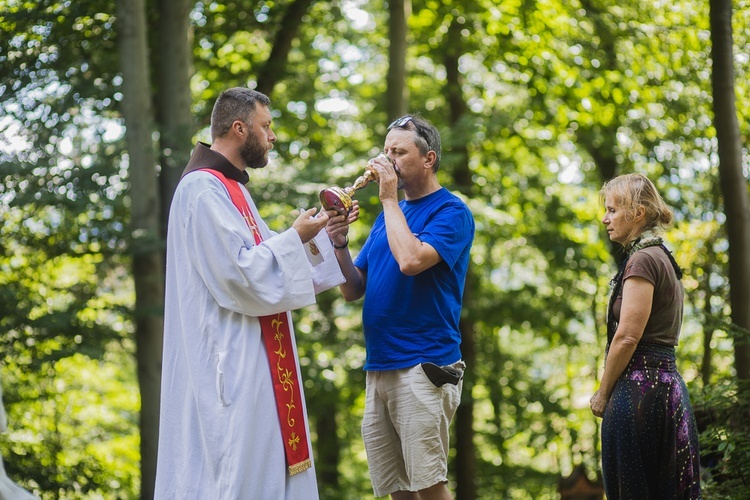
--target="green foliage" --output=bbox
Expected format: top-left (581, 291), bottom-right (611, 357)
top-left (694, 379), bottom-right (750, 499)
top-left (2, 349), bottom-right (139, 498)
top-left (1, 0), bottom-right (749, 497)
top-left (0, 198), bottom-right (136, 496)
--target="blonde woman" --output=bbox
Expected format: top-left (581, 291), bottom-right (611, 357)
top-left (591, 173), bottom-right (701, 498)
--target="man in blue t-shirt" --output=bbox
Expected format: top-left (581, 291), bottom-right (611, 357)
top-left (326, 114), bottom-right (475, 500)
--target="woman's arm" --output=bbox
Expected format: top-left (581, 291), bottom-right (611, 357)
top-left (590, 276), bottom-right (654, 417)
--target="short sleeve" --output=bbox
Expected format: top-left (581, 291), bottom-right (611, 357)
top-left (418, 201), bottom-right (474, 270)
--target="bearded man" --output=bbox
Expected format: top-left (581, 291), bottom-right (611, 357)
top-left (155, 87), bottom-right (333, 499)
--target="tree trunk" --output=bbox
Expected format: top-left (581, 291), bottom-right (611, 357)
top-left (455, 309), bottom-right (477, 499)
top-left (314, 391), bottom-right (340, 488)
top-left (387, 0), bottom-right (409, 120)
top-left (156, 0), bottom-right (195, 227)
top-left (116, 1), bottom-right (165, 498)
top-left (578, 0), bottom-right (623, 186)
top-left (444, 16), bottom-right (477, 500)
top-left (710, 0), bottom-right (750, 380)
top-left (312, 295), bottom-right (342, 491)
top-left (256, 0), bottom-right (314, 97)
top-left (702, 296), bottom-right (715, 386)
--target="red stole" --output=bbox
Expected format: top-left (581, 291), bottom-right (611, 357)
top-left (199, 169), bottom-right (312, 476)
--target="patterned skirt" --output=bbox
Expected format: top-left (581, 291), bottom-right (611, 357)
top-left (601, 342), bottom-right (701, 499)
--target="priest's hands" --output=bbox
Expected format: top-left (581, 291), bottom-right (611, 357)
top-left (293, 207), bottom-right (329, 244)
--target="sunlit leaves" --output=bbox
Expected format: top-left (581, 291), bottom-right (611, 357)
top-left (1, 351), bottom-right (139, 496)
top-left (1, 0), bottom-right (748, 496)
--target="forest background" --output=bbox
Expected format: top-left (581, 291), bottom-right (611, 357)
top-left (1, 0), bottom-right (749, 498)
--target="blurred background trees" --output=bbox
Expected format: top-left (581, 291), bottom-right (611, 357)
top-left (0, 0), bottom-right (748, 498)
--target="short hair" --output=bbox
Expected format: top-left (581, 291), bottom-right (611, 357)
top-left (600, 173), bottom-right (674, 232)
top-left (387, 114), bottom-right (442, 172)
top-left (210, 87), bottom-right (271, 140)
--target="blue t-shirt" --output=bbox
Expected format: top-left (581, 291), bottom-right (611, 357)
top-left (354, 187), bottom-right (475, 370)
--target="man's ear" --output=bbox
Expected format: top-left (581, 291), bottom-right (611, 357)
top-left (424, 150), bottom-right (437, 170)
top-left (231, 120), bottom-right (245, 137)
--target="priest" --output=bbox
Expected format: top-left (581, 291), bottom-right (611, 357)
top-left (155, 87), bottom-right (337, 499)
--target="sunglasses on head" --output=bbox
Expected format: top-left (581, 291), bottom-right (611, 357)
top-left (388, 116), bottom-right (430, 145)
top-left (388, 116), bottom-right (414, 129)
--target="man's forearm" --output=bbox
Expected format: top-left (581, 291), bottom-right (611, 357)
top-left (334, 247), bottom-right (365, 301)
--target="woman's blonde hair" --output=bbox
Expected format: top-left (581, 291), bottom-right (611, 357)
top-left (600, 173), bottom-right (674, 234)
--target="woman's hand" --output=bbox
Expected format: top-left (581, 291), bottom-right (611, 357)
top-left (590, 276), bottom-right (654, 419)
top-left (590, 389), bottom-right (610, 418)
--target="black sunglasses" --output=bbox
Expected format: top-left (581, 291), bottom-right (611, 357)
top-left (387, 116), bottom-right (431, 146)
top-left (388, 116), bottom-right (414, 129)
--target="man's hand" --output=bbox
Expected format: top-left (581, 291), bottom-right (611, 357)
top-left (325, 201), bottom-right (359, 247)
top-left (367, 155), bottom-right (399, 203)
top-left (292, 207), bottom-right (329, 244)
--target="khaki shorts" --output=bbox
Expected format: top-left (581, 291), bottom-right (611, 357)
top-left (362, 361), bottom-right (464, 497)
